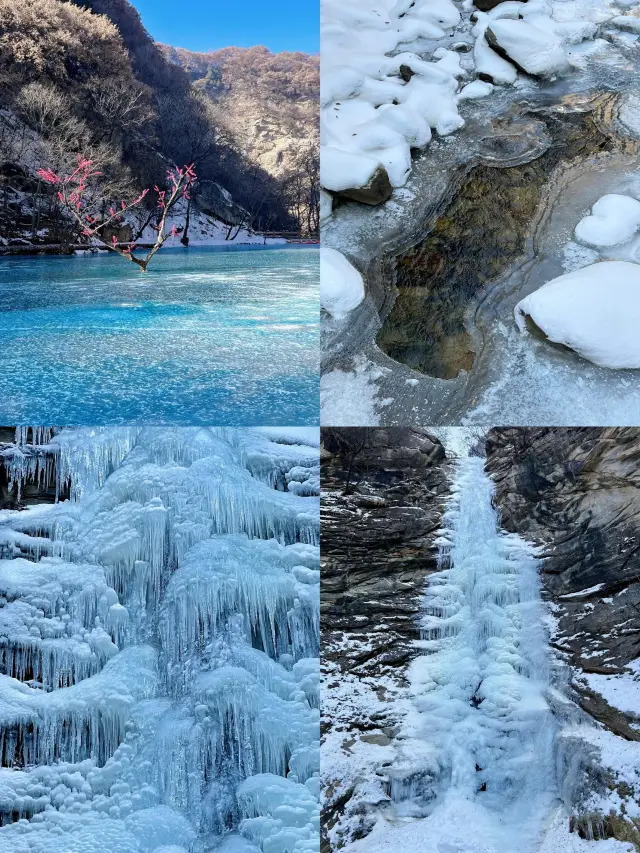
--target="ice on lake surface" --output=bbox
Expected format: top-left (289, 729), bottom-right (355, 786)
top-left (0, 246), bottom-right (318, 424)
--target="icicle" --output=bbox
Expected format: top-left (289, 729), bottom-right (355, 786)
top-left (0, 428), bottom-right (320, 853)
top-left (393, 456), bottom-right (556, 826)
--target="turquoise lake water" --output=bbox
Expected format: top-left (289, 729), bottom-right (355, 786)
top-left (0, 245), bottom-right (319, 425)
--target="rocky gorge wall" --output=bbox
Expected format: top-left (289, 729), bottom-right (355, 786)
top-left (321, 427), bottom-right (640, 850)
top-left (487, 428), bottom-right (640, 845)
top-left (320, 428), bottom-right (451, 850)
top-left (486, 428), bottom-right (640, 727)
top-left (321, 428), bottom-right (450, 672)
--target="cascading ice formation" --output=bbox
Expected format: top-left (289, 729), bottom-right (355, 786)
top-left (390, 455), bottom-right (557, 851)
top-left (0, 427), bottom-right (320, 853)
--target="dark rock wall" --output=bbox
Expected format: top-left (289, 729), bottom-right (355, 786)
top-left (321, 428), bottom-right (451, 674)
top-left (486, 427), bottom-right (640, 744)
top-left (320, 428), bottom-right (452, 851)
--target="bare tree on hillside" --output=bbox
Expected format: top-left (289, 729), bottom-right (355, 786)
top-left (156, 92), bottom-right (219, 246)
top-left (323, 428), bottom-right (375, 495)
top-left (281, 141), bottom-right (319, 237)
top-left (87, 78), bottom-right (156, 146)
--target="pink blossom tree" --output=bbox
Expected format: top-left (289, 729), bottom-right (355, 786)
top-left (37, 156), bottom-right (197, 272)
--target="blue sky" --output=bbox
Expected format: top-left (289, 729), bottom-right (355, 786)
top-left (131, 0), bottom-right (319, 54)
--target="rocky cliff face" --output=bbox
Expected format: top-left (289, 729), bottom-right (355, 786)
top-left (320, 428), bottom-right (450, 850)
top-left (160, 45), bottom-right (319, 181)
top-left (322, 427), bottom-right (640, 851)
top-left (322, 427), bottom-right (450, 671)
top-left (486, 427), bottom-right (640, 845)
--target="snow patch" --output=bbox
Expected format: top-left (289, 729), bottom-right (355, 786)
top-left (515, 261), bottom-right (640, 369)
top-left (320, 248), bottom-right (365, 320)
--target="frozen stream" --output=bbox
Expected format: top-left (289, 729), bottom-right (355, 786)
top-left (388, 456), bottom-right (557, 851)
top-left (0, 427), bottom-right (320, 853)
top-left (460, 152), bottom-right (640, 424)
top-left (321, 38), bottom-right (640, 426)
top-left (340, 456), bottom-right (570, 853)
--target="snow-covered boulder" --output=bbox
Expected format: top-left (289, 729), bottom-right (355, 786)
top-left (473, 20), bottom-right (519, 83)
top-left (320, 0), bottom-right (467, 211)
top-left (485, 19), bottom-right (572, 77)
top-left (575, 194), bottom-right (640, 248)
top-left (320, 247), bottom-right (365, 320)
top-left (475, 0), bottom-right (526, 11)
top-left (611, 14), bottom-right (640, 33)
top-left (320, 147), bottom-right (393, 205)
top-left (457, 80), bottom-right (495, 101)
top-left (515, 260), bottom-right (640, 368)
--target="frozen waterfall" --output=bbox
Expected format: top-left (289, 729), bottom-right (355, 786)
top-left (0, 427), bottom-right (320, 853)
top-left (389, 455), bottom-right (558, 852)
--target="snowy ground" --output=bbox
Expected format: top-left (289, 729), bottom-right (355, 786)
top-left (135, 197), bottom-right (284, 248)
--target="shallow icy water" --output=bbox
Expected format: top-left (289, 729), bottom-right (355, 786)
top-left (0, 246), bottom-right (319, 424)
top-left (461, 157), bottom-right (640, 424)
top-left (321, 38), bottom-right (640, 426)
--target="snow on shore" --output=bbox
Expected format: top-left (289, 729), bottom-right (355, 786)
top-left (136, 199), bottom-right (285, 248)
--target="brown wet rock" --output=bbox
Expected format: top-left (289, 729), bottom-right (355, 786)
top-left (335, 165), bottom-right (393, 206)
top-left (376, 98), bottom-right (625, 380)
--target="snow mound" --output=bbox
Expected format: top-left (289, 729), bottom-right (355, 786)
top-left (486, 19), bottom-right (571, 78)
top-left (321, 0), bottom-right (465, 202)
top-left (515, 261), bottom-right (640, 369)
top-left (574, 194), bottom-right (640, 248)
top-left (320, 248), bottom-right (365, 320)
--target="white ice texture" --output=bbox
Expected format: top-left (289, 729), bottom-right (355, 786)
top-left (515, 260), bottom-right (640, 369)
top-left (386, 457), bottom-right (557, 851)
top-left (0, 427), bottom-right (320, 853)
top-left (320, 248), bottom-right (365, 320)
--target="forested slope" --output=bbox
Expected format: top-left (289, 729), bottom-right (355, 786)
top-left (161, 44), bottom-right (319, 233)
top-left (0, 0), bottom-right (312, 249)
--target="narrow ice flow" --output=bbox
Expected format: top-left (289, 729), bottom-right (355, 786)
top-left (386, 456), bottom-right (557, 852)
top-left (0, 427), bottom-right (320, 853)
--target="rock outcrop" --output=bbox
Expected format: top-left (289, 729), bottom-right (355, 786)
top-left (486, 427), bottom-right (640, 675)
top-left (322, 427), bottom-right (450, 673)
top-left (334, 166), bottom-right (394, 207)
top-left (321, 428), bottom-right (451, 851)
top-left (486, 427), bottom-right (640, 844)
